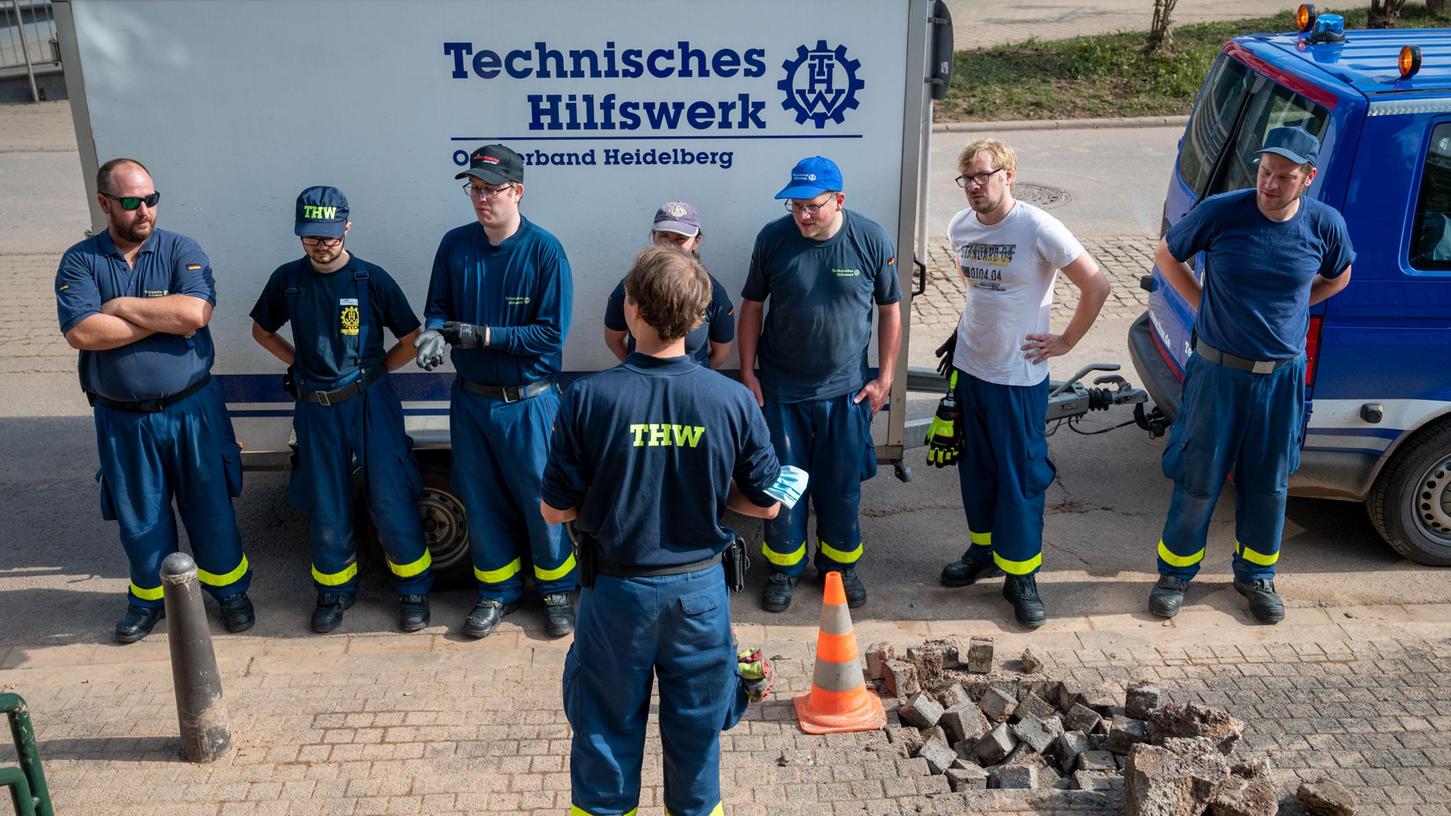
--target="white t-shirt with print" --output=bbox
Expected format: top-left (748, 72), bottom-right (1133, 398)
top-left (950, 201), bottom-right (1085, 387)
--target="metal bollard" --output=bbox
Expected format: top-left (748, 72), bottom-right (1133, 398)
top-left (160, 552), bottom-right (232, 763)
top-left (0, 693), bottom-right (51, 816)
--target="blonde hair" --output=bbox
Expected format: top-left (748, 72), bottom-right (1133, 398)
top-left (623, 246), bottom-right (711, 341)
top-left (957, 138), bottom-right (1017, 183)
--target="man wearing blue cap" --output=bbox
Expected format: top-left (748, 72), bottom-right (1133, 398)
top-left (416, 144), bottom-right (578, 638)
top-left (56, 157), bottom-right (254, 642)
top-left (1148, 126), bottom-right (1355, 623)
top-left (738, 156), bottom-right (902, 612)
top-left (251, 186), bottom-right (433, 633)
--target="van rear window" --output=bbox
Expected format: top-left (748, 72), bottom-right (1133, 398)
top-left (1410, 124), bottom-right (1451, 271)
top-left (1179, 56), bottom-right (1250, 194)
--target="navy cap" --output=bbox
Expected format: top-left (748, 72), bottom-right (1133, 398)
top-left (774, 156), bottom-right (843, 200)
top-left (1258, 126), bottom-right (1320, 167)
top-left (652, 201), bottom-right (701, 237)
top-left (455, 143), bottom-right (524, 185)
top-left (294, 186), bottom-right (349, 238)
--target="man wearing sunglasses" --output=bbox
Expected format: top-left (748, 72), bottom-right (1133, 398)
top-left (250, 186), bottom-right (433, 634)
top-left (55, 157), bottom-right (254, 643)
top-left (738, 156), bottom-right (902, 613)
top-left (417, 143), bottom-right (577, 639)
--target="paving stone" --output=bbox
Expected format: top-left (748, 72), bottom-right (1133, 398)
top-left (1051, 730), bottom-right (1091, 774)
top-left (864, 642), bottom-right (895, 681)
top-left (884, 659), bottom-right (921, 698)
top-left (941, 702), bottom-right (990, 745)
top-left (1019, 648), bottom-right (1044, 674)
top-left (899, 692), bottom-right (945, 729)
top-left (1074, 770), bottom-right (1124, 793)
top-left (966, 637), bottom-right (994, 674)
top-left (1298, 777), bottom-right (1359, 816)
top-left (934, 683), bottom-right (971, 710)
top-left (989, 764), bottom-right (1038, 790)
top-left (1106, 715), bottom-right (1150, 755)
top-left (918, 736), bottom-right (957, 775)
top-left (1078, 750), bottom-right (1117, 772)
top-left (1065, 702), bottom-right (1105, 735)
top-left (980, 687), bottom-right (1017, 723)
top-left (1011, 714), bottom-right (1057, 754)
top-left (1126, 682), bottom-right (1163, 720)
top-left (946, 764), bottom-right (988, 792)
top-left (975, 723), bottom-right (1018, 765)
top-left (907, 645), bottom-right (947, 682)
top-left (1013, 691), bottom-right (1058, 723)
top-left (921, 725), bottom-right (949, 747)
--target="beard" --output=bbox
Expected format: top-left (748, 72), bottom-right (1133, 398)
top-left (113, 216), bottom-right (155, 243)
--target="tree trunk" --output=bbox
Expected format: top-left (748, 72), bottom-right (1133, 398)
top-left (1430, 0), bottom-right (1449, 16)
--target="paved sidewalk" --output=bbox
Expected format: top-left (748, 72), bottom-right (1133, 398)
top-left (945, 0), bottom-right (1292, 50)
top-left (1, 604), bottom-right (1446, 816)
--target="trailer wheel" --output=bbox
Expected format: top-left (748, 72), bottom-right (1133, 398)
top-left (357, 456), bottom-right (474, 588)
top-left (1367, 421), bottom-right (1451, 566)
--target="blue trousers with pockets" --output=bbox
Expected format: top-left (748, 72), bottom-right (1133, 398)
top-left (564, 567), bottom-right (748, 816)
top-left (1157, 353), bottom-right (1305, 581)
top-left (450, 382), bottom-right (576, 602)
top-left (953, 372), bottom-right (1056, 576)
top-left (288, 373), bottom-right (432, 597)
top-left (760, 394), bottom-right (876, 577)
top-left (93, 380), bottom-right (251, 609)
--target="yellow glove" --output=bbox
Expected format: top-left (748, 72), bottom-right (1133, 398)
top-left (925, 371), bottom-right (962, 468)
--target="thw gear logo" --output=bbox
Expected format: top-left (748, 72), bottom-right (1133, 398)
top-left (778, 41), bottom-right (864, 128)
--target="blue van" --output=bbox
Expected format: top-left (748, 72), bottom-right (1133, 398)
top-left (1128, 9), bottom-right (1451, 566)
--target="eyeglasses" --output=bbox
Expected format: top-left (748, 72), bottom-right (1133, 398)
top-left (784, 195), bottom-right (837, 216)
top-left (102, 191), bottom-right (161, 210)
top-left (955, 169), bottom-right (1004, 188)
top-left (463, 182), bottom-right (516, 199)
top-left (301, 236), bottom-right (343, 248)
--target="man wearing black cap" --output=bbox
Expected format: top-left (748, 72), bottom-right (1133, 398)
top-left (251, 186), bottom-right (434, 633)
top-left (1148, 126), bottom-right (1355, 624)
top-left (417, 144), bottom-right (577, 638)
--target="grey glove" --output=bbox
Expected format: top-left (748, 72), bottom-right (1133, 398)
top-left (440, 321), bottom-right (486, 348)
top-left (415, 329), bottom-right (448, 371)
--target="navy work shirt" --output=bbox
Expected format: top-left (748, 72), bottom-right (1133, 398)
top-left (742, 210), bottom-right (901, 402)
top-left (542, 353), bottom-right (781, 568)
top-left (423, 218), bottom-right (572, 385)
top-left (250, 255), bottom-right (421, 388)
top-left (55, 228), bottom-right (217, 402)
top-left (603, 274), bottom-right (735, 367)
top-left (1167, 189), bottom-right (1355, 360)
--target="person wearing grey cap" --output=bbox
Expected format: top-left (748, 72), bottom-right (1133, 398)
top-left (603, 201), bottom-right (735, 369)
top-left (1148, 126), bottom-right (1355, 624)
top-left (250, 186), bottom-right (434, 634)
top-left (415, 143), bottom-right (578, 639)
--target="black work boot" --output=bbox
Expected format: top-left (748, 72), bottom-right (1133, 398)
top-left (543, 593), bottom-right (575, 637)
top-left (218, 592), bottom-right (255, 633)
top-left (311, 592), bottom-right (355, 634)
top-left (830, 568), bottom-right (867, 609)
top-left (399, 595), bottom-right (430, 633)
top-left (761, 572), bottom-right (798, 613)
top-left (462, 598), bottom-right (518, 639)
top-left (940, 555), bottom-right (1004, 587)
top-left (1003, 574), bottom-right (1047, 629)
top-left (1233, 578), bottom-right (1285, 624)
top-left (1148, 575), bottom-right (1190, 619)
top-left (115, 605), bottom-right (164, 644)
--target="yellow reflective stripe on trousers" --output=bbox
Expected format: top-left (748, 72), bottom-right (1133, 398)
top-left (570, 807), bottom-right (637, 816)
top-left (387, 549), bottom-right (432, 578)
top-left (534, 552), bottom-right (577, 581)
top-left (992, 550), bottom-right (1041, 575)
top-left (197, 554), bottom-right (249, 587)
top-left (1157, 539), bottom-right (1205, 568)
top-left (311, 561), bottom-right (357, 586)
top-left (968, 529), bottom-right (992, 547)
top-left (129, 582), bottom-right (164, 601)
top-left (761, 540), bottom-right (806, 567)
top-left (818, 538), bottom-right (863, 565)
top-left (1234, 540), bottom-right (1279, 566)
top-left (474, 557), bottom-right (521, 584)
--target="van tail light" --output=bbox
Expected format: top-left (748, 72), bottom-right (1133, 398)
top-left (1305, 315), bottom-right (1324, 386)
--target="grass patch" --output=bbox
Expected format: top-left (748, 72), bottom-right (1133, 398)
top-left (939, 5), bottom-right (1451, 122)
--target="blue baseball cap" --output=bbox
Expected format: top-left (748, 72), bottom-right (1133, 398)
top-left (774, 156), bottom-right (843, 200)
top-left (1257, 127), bottom-right (1320, 167)
top-left (294, 186), bottom-right (349, 238)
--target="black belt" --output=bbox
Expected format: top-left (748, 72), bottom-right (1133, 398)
top-left (460, 377), bottom-right (555, 403)
top-left (1194, 341), bottom-right (1294, 375)
top-left (87, 375), bottom-right (211, 414)
top-left (304, 366), bottom-right (382, 406)
top-left (596, 553), bottom-right (722, 579)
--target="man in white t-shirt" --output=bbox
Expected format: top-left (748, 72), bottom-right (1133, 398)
top-left (937, 138), bottom-right (1109, 628)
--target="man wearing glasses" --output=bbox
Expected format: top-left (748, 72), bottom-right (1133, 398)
top-left (55, 157), bottom-right (254, 643)
top-left (250, 186), bottom-right (433, 634)
top-left (937, 138), bottom-right (1107, 629)
top-left (738, 156), bottom-right (901, 613)
top-left (416, 144), bottom-right (577, 639)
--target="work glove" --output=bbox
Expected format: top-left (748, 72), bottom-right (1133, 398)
top-left (763, 464), bottom-right (810, 509)
top-left (440, 321), bottom-right (486, 348)
top-left (414, 329), bottom-right (448, 371)
top-left (934, 332), bottom-right (958, 380)
top-left (732, 627), bottom-right (774, 703)
top-left (925, 371), bottom-right (963, 468)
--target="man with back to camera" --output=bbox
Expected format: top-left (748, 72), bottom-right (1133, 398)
top-left (416, 144), bottom-right (577, 638)
top-left (737, 155), bottom-right (902, 613)
top-left (1148, 126), bottom-right (1354, 624)
top-left (250, 185), bottom-right (433, 634)
top-left (55, 157), bottom-right (254, 643)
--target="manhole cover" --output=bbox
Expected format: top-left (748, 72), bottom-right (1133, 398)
top-left (1015, 182), bottom-right (1071, 209)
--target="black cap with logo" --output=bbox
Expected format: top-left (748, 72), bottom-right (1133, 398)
top-left (455, 144), bottom-right (524, 184)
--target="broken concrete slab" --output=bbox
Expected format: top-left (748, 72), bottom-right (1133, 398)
top-left (1296, 778), bottom-right (1358, 816)
top-left (898, 691), bottom-right (945, 729)
top-left (1019, 647), bottom-right (1044, 674)
top-left (1148, 703), bottom-right (1245, 754)
top-left (1209, 775), bottom-right (1280, 816)
top-left (1125, 682), bottom-right (1162, 720)
top-left (1124, 738), bottom-right (1231, 816)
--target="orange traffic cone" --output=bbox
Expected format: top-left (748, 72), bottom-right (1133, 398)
top-left (793, 571), bottom-right (886, 734)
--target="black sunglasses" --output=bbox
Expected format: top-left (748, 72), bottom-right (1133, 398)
top-left (103, 191), bottom-right (161, 211)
